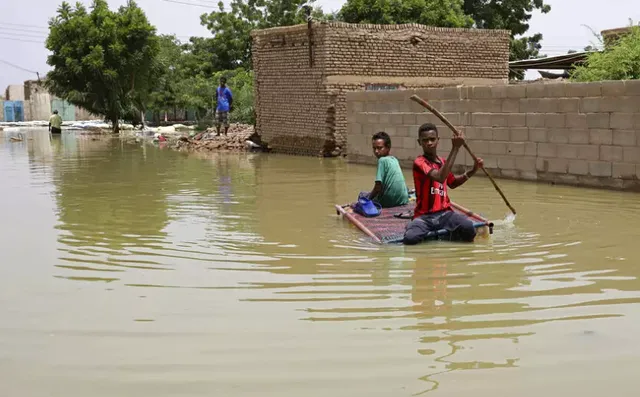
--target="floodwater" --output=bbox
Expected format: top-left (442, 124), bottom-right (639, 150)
top-left (1, 128), bottom-right (640, 397)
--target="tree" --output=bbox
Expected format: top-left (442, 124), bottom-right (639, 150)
top-left (174, 75), bottom-right (217, 121)
top-left (45, 0), bottom-right (160, 133)
top-left (463, 0), bottom-right (551, 79)
top-left (509, 33), bottom-right (544, 79)
top-left (180, 37), bottom-right (223, 76)
top-left (171, 68), bottom-right (255, 126)
top-left (570, 25), bottom-right (640, 82)
top-left (339, 0), bottom-right (472, 28)
top-left (145, 34), bottom-right (183, 117)
top-left (199, 0), bottom-right (323, 70)
top-left (213, 69), bottom-right (255, 125)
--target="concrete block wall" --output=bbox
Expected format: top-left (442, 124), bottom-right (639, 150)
top-left (346, 81), bottom-right (640, 191)
top-left (252, 22), bottom-right (510, 155)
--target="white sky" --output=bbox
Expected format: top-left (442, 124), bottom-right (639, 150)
top-left (1, 0), bottom-right (639, 90)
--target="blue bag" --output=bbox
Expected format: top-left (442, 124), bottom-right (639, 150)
top-left (353, 196), bottom-right (381, 217)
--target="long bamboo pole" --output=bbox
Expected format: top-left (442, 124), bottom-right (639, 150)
top-left (410, 94), bottom-right (517, 216)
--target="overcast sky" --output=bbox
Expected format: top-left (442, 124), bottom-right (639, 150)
top-left (1, 0), bottom-right (639, 91)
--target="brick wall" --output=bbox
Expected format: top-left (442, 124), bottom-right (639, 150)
top-left (346, 80), bottom-right (640, 191)
top-left (252, 22), bottom-right (510, 155)
top-left (252, 24), bottom-right (331, 156)
top-left (323, 23), bottom-right (509, 79)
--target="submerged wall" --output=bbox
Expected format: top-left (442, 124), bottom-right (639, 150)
top-left (346, 80), bottom-right (640, 191)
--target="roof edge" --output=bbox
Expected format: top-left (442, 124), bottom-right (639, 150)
top-left (251, 21), bottom-right (511, 37)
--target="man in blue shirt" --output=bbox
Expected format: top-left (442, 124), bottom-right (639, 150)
top-left (215, 77), bottom-right (233, 136)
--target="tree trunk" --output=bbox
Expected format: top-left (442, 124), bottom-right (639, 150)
top-left (140, 110), bottom-right (146, 129)
top-left (111, 116), bottom-right (120, 134)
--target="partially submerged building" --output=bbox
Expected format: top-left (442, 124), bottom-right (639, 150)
top-left (251, 21), bottom-right (511, 156)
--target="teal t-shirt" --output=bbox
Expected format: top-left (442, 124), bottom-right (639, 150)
top-left (375, 156), bottom-right (409, 208)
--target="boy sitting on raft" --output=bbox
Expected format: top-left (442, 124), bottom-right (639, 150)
top-left (403, 123), bottom-right (483, 245)
top-left (360, 131), bottom-right (409, 208)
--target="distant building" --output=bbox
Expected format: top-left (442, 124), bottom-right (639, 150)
top-left (1, 80), bottom-right (99, 122)
top-left (5, 85), bottom-right (25, 101)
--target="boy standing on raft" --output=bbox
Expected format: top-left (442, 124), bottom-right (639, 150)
top-left (403, 123), bottom-right (483, 245)
top-left (361, 131), bottom-right (409, 208)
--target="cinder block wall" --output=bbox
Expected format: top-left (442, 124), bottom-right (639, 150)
top-left (346, 81), bottom-right (640, 191)
top-left (252, 22), bottom-right (510, 155)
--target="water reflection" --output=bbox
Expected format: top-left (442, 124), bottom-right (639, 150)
top-left (2, 128), bottom-right (640, 396)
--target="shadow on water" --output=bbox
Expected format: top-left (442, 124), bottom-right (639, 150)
top-left (2, 128), bottom-right (640, 396)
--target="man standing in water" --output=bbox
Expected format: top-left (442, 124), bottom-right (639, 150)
top-left (215, 77), bottom-right (233, 136)
top-left (48, 110), bottom-right (62, 134)
top-left (403, 123), bottom-right (483, 245)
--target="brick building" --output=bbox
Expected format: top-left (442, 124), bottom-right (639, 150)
top-left (251, 21), bottom-right (511, 156)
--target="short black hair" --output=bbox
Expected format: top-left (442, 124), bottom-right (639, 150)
top-left (418, 123), bottom-right (438, 137)
top-left (220, 77), bottom-right (227, 83)
top-left (372, 131), bottom-right (391, 148)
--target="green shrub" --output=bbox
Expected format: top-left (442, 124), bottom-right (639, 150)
top-left (570, 25), bottom-right (640, 81)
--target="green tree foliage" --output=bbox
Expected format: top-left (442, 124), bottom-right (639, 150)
top-left (45, 0), bottom-right (160, 133)
top-left (172, 69), bottom-right (255, 126)
top-left (148, 0), bottom-right (310, 126)
top-left (339, 0), bottom-right (472, 27)
top-left (213, 69), bottom-right (255, 125)
top-left (463, 0), bottom-right (551, 79)
top-left (571, 26), bottom-right (640, 82)
top-left (181, 37), bottom-right (222, 77)
top-left (199, 0), bottom-right (323, 70)
top-left (146, 34), bottom-right (182, 114)
top-left (174, 75), bottom-right (217, 120)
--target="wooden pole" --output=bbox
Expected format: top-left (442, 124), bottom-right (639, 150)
top-left (410, 94), bottom-right (517, 216)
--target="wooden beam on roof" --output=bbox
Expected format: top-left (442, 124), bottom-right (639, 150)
top-left (509, 51), bottom-right (595, 70)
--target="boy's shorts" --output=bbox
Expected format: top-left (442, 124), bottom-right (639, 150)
top-left (216, 111), bottom-right (229, 127)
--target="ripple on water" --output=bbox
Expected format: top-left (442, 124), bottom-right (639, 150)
top-left (3, 130), bottom-right (640, 395)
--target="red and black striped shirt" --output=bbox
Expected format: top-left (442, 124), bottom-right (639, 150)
top-left (412, 156), bottom-right (455, 219)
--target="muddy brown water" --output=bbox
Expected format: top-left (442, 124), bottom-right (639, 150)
top-left (1, 128), bottom-right (640, 396)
